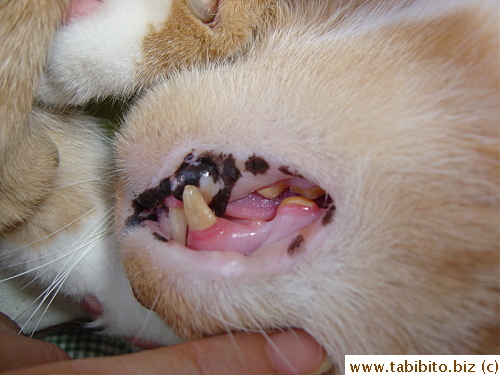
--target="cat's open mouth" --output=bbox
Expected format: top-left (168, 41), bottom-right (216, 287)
top-left (124, 151), bottom-right (335, 274)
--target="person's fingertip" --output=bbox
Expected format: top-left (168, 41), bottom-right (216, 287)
top-left (265, 330), bottom-right (332, 375)
top-left (309, 355), bottom-right (334, 375)
top-left (0, 312), bottom-right (22, 334)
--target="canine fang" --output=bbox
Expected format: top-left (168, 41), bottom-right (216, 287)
top-left (169, 208), bottom-right (188, 245)
top-left (182, 185), bottom-right (218, 231)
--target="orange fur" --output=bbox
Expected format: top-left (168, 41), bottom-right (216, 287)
top-left (0, 1), bottom-right (70, 231)
top-left (138, 0), bottom-right (274, 87)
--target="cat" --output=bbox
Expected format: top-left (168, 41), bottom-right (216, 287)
top-left (2, 0), bottom-right (498, 372)
top-left (1, 0), bottom-right (272, 343)
top-left (113, 0), bottom-right (499, 372)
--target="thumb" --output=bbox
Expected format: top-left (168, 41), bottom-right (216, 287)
top-left (0, 312), bottom-right (70, 373)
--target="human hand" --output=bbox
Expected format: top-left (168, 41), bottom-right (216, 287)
top-left (0, 312), bottom-right (70, 372)
top-left (0, 313), bottom-right (331, 375)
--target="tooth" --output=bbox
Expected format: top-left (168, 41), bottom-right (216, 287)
top-left (290, 186), bottom-right (325, 200)
top-left (198, 176), bottom-right (220, 204)
top-left (182, 185), bottom-right (218, 231)
top-left (279, 196), bottom-right (317, 208)
top-left (257, 181), bottom-right (289, 199)
top-left (169, 208), bottom-right (187, 245)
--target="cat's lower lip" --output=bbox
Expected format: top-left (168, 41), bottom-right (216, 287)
top-left (126, 213), bottom-right (328, 278)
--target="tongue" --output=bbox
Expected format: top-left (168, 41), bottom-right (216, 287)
top-left (186, 202), bottom-right (322, 254)
top-left (223, 190), bottom-right (296, 221)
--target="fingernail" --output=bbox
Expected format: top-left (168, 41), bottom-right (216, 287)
top-left (310, 357), bottom-right (335, 375)
top-left (265, 329), bottom-right (333, 375)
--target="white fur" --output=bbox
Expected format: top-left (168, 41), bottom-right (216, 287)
top-left (38, 0), bottom-right (173, 105)
top-left (0, 111), bottom-right (178, 344)
top-left (1, 214), bottom-right (178, 343)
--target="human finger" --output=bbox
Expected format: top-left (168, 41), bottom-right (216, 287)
top-left (0, 312), bottom-right (70, 373)
top-left (3, 329), bottom-right (330, 375)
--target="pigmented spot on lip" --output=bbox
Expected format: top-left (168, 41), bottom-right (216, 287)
top-left (245, 155), bottom-right (270, 175)
top-left (322, 205), bottom-right (336, 225)
top-left (287, 234), bottom-right (305, 255)
top-left (278, 165), bottom-right (304, 178)
top-left (153, 232), bottom-right (169, 242)
top-left (126, 152), bottom-right (241, 227)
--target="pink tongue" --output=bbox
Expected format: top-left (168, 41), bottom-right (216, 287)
top-left (186, 203), bottom-right (322, 254)
top-left (224, 191), bottom-right (296, 221)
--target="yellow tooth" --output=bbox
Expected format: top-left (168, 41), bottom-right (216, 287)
top-left (199, 179), bottom-right (218, 204)
top-left (182, 185), bottom-right (218, 231)
top-left (257, 181), bottom-right (289, 199)
top-left (279, 196), bottom-right (317, 208)
top-left (290, 186), bottom-right (325, 200)
top-left (169, 208), bottom-right (187, 245)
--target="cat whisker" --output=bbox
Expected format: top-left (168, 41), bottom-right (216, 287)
top-left (51, 177), bottom-right (113, 191)
top-left (0, 219), bottom-right (112, 273)
top-left (0, 197), bottom-right (115, 258)
top-left (16, 222), bottom-right (112, 335)
top-left (129, 291), bottom-right (162, 338)
top-left (21, 273), bottom-right (70, 336)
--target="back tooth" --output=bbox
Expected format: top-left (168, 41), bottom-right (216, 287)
top-left (169, 208), bottom-right (187, 245)
top-left (183, 185), bottom-right (218, 231)
top-left (290, 186), bottom-right (325, 200)
top-left (257, 181), bottom-right (288, 199)
top-left (279, 196), bottom-right (317, 208)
